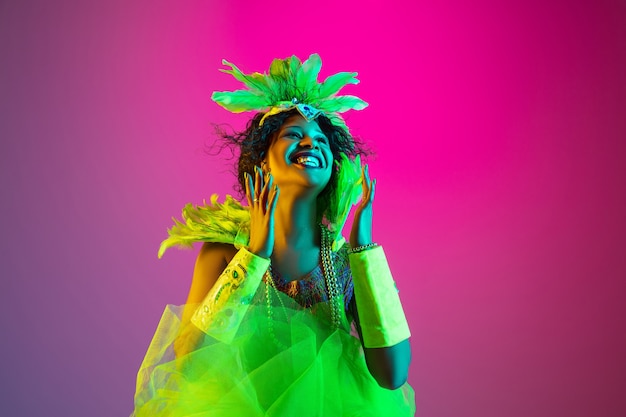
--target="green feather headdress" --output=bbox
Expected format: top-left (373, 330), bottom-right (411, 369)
top-left (211, 53), bottom-right (368, 133)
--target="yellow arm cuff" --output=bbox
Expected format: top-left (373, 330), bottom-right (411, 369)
top-left (349, 246), bottom-right (411, 348)
top-left (191, 247), bottom-right (270, 343)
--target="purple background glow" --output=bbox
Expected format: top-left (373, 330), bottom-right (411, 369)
top-left (1, 1), bottom-right (625, 416)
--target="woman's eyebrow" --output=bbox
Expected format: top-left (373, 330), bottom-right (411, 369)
top-left (280, 125), bottom-right (302, 132)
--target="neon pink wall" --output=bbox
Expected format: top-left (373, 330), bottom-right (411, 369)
top-left (1, 1), bottom-right (625, 416)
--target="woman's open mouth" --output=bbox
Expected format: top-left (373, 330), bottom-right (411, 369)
top-left (291, 152), bottom-right (323, 168)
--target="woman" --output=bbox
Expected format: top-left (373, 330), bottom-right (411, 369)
top-left (132, 54), bottom-right (415, 416)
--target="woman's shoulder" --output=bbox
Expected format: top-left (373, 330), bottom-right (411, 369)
top-left (185, 243), bottom-right (239, 305)
top-left (197, 242), bottom-right (239, 265)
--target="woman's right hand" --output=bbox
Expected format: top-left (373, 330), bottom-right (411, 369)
top-left (245, 166), bottom-right (279, 259)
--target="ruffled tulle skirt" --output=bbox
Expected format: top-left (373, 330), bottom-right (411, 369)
top-left (131, 284), bottom-right (415, 416)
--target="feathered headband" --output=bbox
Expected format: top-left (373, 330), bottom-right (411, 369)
top-left (211, 53), bottom-right (368, 132)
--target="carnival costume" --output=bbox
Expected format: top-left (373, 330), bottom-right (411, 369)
top-left (131, 54), bottom-right (415, 416)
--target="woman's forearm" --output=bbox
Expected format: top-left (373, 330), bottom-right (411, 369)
top-left (364, 339), bottom-right (411, 389)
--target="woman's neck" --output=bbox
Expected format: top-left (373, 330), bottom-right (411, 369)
top-left (272, 192), bottom-right (320, 253)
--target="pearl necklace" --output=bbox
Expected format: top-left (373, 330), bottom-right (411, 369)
top-left (264, 225), bottom-right (342, 347)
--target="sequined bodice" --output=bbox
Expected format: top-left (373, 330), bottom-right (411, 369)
top-left (266, 246), bottom-right (354, 312)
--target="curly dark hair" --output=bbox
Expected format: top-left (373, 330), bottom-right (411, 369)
top-left (215, 109), bottom-right (370, 221)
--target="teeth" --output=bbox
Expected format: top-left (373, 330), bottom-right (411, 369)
top-left (296, 156), bottom-right (320, 167)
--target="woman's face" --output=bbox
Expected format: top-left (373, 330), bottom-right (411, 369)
top-left (265, 114), bottom-right (333, 195)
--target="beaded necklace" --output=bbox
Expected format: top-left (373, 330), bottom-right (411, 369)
top-left (264, 225), bottom-right (342, 347)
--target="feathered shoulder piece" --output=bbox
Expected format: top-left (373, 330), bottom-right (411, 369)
top-left (157, 195), bottom-right (251, 258)
top-left (158, 155), bottom-right (363, 257)
top-left (211, 54), bottom-right (368, 133)
top-left (326, 153), bottom-right (363, 244)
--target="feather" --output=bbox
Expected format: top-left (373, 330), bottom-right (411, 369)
top-left (158, 195), bottom-right (251, 258)
top-left (250, 72), bottom-right (269, 89)
top-left (212, 90), bottom-right (269, 112)
top-left (219, 60), bottom-right (269, 94)
top-left (269, 57), bottom-right (290, 80)
top-left (296, 54), bottom-right (322, 100)
top-left (326, 154), bottom-right (363, 241)
top-left (318, 72), bottom-right (359, 98)
top-left (288, 55), bottom-right (302, 78)
top-left (317, 95), bottom-right (368, 113)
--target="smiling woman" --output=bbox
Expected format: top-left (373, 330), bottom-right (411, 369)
top-left (131, 54), bottom-right (415, 416)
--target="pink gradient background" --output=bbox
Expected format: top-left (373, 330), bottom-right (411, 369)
top-left (1, 1), bottom-right (625, 416)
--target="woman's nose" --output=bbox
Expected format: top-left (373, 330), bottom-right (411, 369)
top-left (299, 135), bottom-right (319, 149)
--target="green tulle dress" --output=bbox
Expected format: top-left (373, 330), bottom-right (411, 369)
top-left (132, 245), bottom-right (415, 416)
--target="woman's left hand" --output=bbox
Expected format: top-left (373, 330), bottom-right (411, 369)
top-left (350, 164), bottom-right (376, 247)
